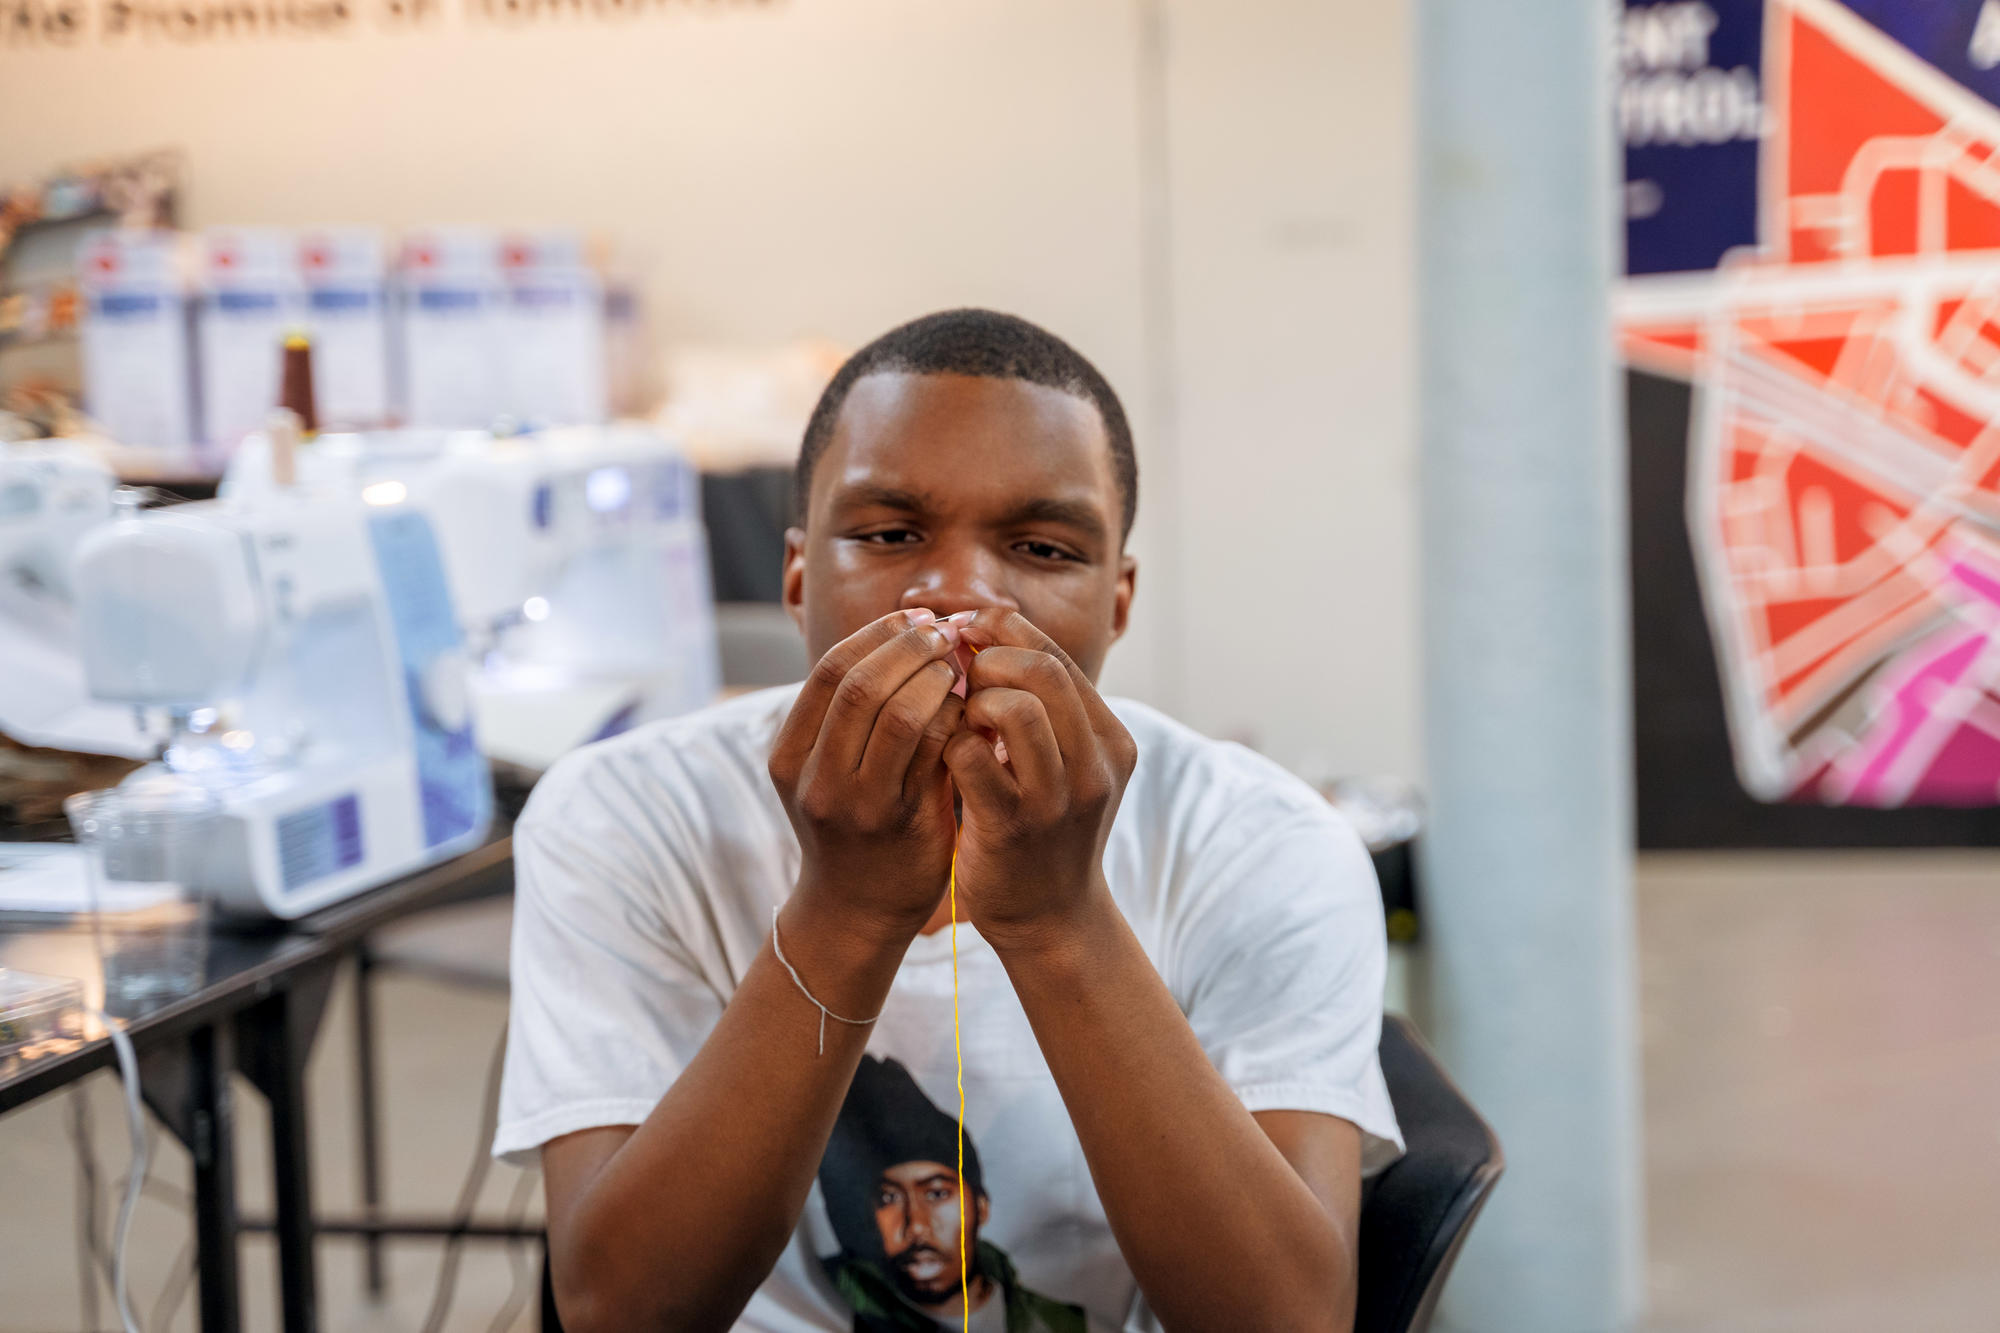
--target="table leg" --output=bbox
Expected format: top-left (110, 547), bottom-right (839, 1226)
top-left (189, 1023), bottom-right (242, 1333)
top-left (267, 986), bottom-right (320, 1333)
top-left (240, 964), bottom-right (336, 1333)
top-left (355, 942), bottom-right (387, 1299)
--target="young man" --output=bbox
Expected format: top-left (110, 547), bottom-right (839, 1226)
top-left (496, 309), bottom-right (1402, 1333)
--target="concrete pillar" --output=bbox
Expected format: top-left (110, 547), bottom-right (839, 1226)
top-left (1416, 1), bottom-right (1644, 1330)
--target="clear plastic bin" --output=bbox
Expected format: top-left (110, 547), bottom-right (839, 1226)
top-left (65, 777), bottom-right (221, 1010)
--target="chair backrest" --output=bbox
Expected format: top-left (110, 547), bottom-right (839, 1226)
top-left (541, 1013), bottom-right (1503, 1333)
top-left (1354, 1014), bottom-right (1505, 1333)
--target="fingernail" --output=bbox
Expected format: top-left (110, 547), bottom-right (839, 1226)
top-left (905, 608), bottom-right (936, 625)
top-left (936, 622), bottom-right (961, 647)
top-left (940, 610), bottom-right (976, 626)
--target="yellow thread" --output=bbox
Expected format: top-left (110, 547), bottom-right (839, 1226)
top-left (948, 843), bottom-right (968, 1332)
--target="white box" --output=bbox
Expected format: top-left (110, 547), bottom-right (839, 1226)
top-left (396, 228), bottom-right (505, 430)
top-left (197, 227), bottom-right (305, 454)
top-left (77, 230), bottom-right (196, 455)
top-left (298, 228), bottom-right (391, 430)
top-left (497, 230), bottom-right (607, 427)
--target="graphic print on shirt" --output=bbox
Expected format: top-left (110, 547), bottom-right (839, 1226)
top-left (817, 1056), bottom-right (1087, 1333)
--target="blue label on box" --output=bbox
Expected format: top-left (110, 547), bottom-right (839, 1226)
top-left (310, 288), bottom-right (377, 312)
top-left (510, 285), bottom-right (576, 309)
top-left (95, 293), bottom-right (161, 317)
top-left (416, 288), bottom-right (482, 312)
top-left (215, 290), bottom-right (281, 313)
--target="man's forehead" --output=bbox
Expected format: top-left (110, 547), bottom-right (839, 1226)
top-left (823, 371), bottom-right (1117, 503)
top-left (837, 369), bottom-right (1099, 428)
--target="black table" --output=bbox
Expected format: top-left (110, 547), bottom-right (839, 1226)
top-left (0, 831), bottom-right (514, 1333)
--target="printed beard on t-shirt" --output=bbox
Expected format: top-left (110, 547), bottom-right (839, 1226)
top-left (817, 1055), bottom-right (1088, 1333)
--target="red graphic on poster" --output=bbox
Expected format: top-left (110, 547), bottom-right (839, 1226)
top-left (1623, 0), bottom-right (2000, 805)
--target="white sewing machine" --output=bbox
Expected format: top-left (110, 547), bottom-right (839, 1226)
top-left (225, 424), bottom-right (720, 769)
top-left (0, 443), bottom-right (152, 758)
top-left (66, 495), bottom-right (493, 918)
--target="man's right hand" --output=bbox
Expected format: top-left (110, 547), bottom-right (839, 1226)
top-left (767, 608), bottom-right (967, 942)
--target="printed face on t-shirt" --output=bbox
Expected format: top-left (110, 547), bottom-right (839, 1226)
top-left (872, 1160), bottom-right (989, 1305)
top-left (784, 371), bottom-right (1135, 681)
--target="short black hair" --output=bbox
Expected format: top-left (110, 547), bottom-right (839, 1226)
top-left (795, 308), bottom-right (1138, 540)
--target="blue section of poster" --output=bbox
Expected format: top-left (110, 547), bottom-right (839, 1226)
top-left (1841, 0), bottom-right (2000, 106)
top-left (1622, 0), bottom-right (1765, 275)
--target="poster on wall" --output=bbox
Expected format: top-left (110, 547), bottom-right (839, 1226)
top-left (1621, 0), bottom-right (2000, 844)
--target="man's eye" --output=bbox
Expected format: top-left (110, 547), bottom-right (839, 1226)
top-left (856, 529), bottom-right (920, 545)
top-left (926, 1186), bottom-right (953, 1203)
top-left (1017, 540), bottom-right (1078, 562)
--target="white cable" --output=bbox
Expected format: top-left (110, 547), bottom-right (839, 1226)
top-left (89, 1008), bottom-right (148, 1333)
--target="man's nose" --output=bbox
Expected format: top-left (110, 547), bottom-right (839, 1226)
top-left (899, 540), bottom-right (1019, 619)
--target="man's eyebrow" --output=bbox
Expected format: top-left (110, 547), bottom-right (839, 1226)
top-left (830, 483), bottom-right (930, 514)
top-left (1000, 496), bottom-right (1111, 542)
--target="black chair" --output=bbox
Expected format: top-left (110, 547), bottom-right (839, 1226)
top-left (540, 1013), bottom-right (1501, 1333)
top-left (1355, 1014), bottom-right (1505, 1333)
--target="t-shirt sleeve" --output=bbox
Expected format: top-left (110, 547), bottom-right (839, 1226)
top-left (492, 759), bottom-right (728, 1166)
top-left (1172, 801), bottom-right (1405, 1176)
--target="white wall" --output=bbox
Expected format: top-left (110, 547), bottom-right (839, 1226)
top-left (1163, 0), bottom-right (1417, 778)
top-left (0, 0), bottom-right (1418, 779)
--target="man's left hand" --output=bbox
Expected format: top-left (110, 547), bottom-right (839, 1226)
top-left (942, 609), bottom-right (1138, 954)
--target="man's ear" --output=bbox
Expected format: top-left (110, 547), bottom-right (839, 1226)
top-left (1110, 553), bottom-right (1137, 643)
top-left (976, 1193), bottom-right (990, 1228)
top-left (782, 526), bottom-right (808, 633)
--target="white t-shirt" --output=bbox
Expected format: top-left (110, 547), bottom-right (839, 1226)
top-left (496, 684), bottom-right (1403, 1333)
